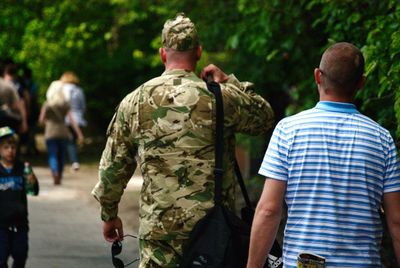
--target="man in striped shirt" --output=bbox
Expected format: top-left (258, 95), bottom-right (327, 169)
top-left (247, 42), bottom-right (400, 267)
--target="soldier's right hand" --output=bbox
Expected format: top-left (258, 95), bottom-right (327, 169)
top-left (200, 64), bottom-right (229, 83)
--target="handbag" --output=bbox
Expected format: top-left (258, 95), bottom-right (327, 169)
top-left (181, 80), bottom-right (283, 268)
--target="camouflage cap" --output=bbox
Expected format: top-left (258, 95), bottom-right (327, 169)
top-left (161, 13), bottom-right (200, 51)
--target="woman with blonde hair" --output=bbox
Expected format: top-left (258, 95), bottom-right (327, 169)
top-left (39, 77), bottom-right (83, 185)
top-left (60, 71), bottom-right (79, 84)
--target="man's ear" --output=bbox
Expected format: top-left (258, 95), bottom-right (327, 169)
top-left (159, 47), bottom-right (166, 64)
top-left (314, 68), bottom-right (321, 85)
top-left (196, 46), bottom-right (202, 61)
top-left (356, 75), bottom-right (366, 91)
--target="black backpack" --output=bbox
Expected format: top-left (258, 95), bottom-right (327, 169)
top-left (181, 81), bottom-right (283, 268)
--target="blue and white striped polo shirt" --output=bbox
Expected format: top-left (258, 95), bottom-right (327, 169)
top-left (259, 101), bottom-right (400, 267)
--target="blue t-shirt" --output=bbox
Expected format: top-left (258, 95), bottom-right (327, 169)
top-left (259, 101), bottom-right (400, 267)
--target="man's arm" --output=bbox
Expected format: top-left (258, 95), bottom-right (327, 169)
top-left (201, 64), bottom-right (274, 136)
top-left (383, 191), bottom-right (400, 264)
top-left (91, 93), bottom-right (140, 242)
top-left (66, 111), bottom-right (84, 144)
top-left (38, 104), bottom-right (46, 125)
top-left (247, 178), bottom-right (286, 268)
top-left (13, 99), bottom-right (28, 133)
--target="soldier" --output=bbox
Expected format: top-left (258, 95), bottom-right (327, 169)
top-left (92, 13), bottom-right (275, 267)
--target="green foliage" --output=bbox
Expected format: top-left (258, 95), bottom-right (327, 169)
top-left (0, 0), bottom-right (167, 130)
top-left (0, 0), bottom-right (399, 142)
top-left (212, 0), bottom-right (400, 141)
top-left (2, 1), bottom-right (398, 262)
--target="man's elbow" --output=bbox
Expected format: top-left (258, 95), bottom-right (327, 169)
top-left (387, 213), bottom-right (400, 233)
top-left (255, 203), bottom-right (281, 221)
top-left (384, 192), bottom-right (400, 231)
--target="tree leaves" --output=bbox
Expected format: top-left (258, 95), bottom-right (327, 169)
top-left (1, 0), bottom-right (399, 140)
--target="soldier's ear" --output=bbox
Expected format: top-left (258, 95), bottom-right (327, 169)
top-left (159, 47), bottom-right (167, 64)
top-left (196, 46), bottom-right (202, 61)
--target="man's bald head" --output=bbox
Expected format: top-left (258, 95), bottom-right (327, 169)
top-left (319, 42), bottom-right (364, 95)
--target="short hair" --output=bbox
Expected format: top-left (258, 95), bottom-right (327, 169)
top-left (3, 64), bottom-right (18, 77)
top-left (165, 47), bottom-right (199, 62)
top-left (319, 42), bottom-right (365, 95)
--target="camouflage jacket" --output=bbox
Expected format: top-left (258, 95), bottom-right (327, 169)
top-left (92, 69), bottom-right (274, 240)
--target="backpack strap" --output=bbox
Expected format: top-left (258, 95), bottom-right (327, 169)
top-left (206, 81), bottom-right (252, 209)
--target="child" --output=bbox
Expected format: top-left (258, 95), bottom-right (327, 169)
top-left (0, 126), bottom-right (39, 268)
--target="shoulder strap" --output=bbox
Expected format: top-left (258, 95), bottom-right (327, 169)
top-left (207, 81), bottom-right (224, 205)
top-left (206, 81), bottom-right (252, 208)
top-left (234, 159), bottom-right (252, 208)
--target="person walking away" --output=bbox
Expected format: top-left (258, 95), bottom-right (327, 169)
top-left (39, 81), bottom-right (84, 185)
top-left (21, 67), bottom-right (40, 156)
top-left (246, 42), bottom-right (400, 267)
top-left (59, 71), bottom-right (87, 171)
top-left (92, 13), bottom-right (275, 267)
top-left (0, 126), bottom-right (39, 268)
top-left (0, 68), bottom-right (27, 134)
top-left (2, 64), bottom-right (28, 136)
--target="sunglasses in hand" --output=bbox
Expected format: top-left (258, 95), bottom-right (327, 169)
top-left (111, 234), bottom-right (139, 268)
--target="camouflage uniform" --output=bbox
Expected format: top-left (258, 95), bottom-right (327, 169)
top-left (92, 13), bottom-right (274, 267)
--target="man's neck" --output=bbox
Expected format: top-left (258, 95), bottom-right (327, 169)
top-left (319, 96), bottom-right (353, 103)
top-left (165, 65), bottom-right (195, 72)
top-left (319, 88), bottom-right (354, 103)
top-left (165, 61), bottom-right (196, 72)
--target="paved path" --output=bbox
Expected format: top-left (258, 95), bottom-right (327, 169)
top-left (22, 165), bottom-right (140, 268)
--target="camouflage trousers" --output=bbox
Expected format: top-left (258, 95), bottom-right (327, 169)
top-left (139, 239), bottom-right (187, 268)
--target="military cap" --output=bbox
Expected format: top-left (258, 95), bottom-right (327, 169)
top-left (161, 13), bottom-right (200, 51)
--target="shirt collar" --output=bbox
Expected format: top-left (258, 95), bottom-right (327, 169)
top-left (315, 101), bottom-right (359, 114)
top-left (162, 69), bottom-right (196, 77)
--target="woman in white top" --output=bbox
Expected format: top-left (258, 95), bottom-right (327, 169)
top-left (40, 80), bottom-right (83, 184)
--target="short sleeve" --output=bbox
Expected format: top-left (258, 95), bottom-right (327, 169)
top-left (258, 121), bottom-right (289, 181)
top-left (383, 134), bottom-right (400, 193)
